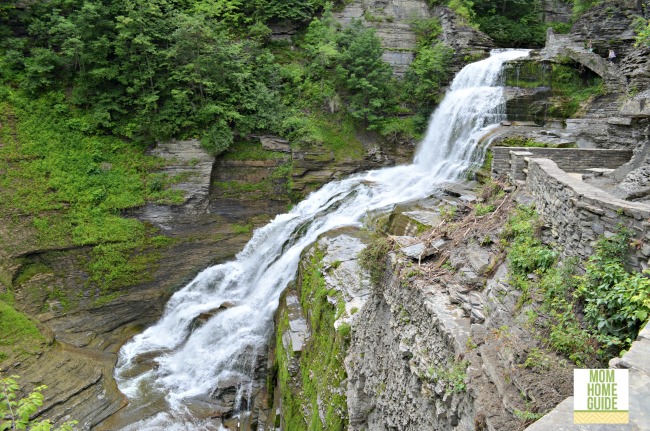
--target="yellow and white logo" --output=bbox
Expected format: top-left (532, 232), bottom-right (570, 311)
top-left (574, 369), bottom-right (629, 424)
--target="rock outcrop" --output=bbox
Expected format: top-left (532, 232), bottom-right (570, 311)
top-left (333, 0), bottom-right (493, 76)
top-left (270, 191), bottom-right (577, 431)
top-left (436, 6), bottom-right (494, 70)
top-left (333, 0), bottom-right (434, 76)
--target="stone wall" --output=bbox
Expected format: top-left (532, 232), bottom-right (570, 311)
top-left (525, 157), bottom-right (650, 270)
top-left (491, 146), bottom-right (633, 178)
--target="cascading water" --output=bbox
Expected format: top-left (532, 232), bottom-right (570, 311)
top-left (113, 49), bottom-right (529, 430)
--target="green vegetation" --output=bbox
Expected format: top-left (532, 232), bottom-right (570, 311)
top-left (547, 62), bottom-right (603, 118)
top-left (521, 347), bottom-right (553, 371)
top-left (472, 0), bottom-right (548, 47)
top-left (0, 91), bottom-right (176, 305)
top-left (358, 235), bottom-right (393, 285)
top-left (503, 206), bottom-right (650, 366)
top-left (1, 374), bottom-right (77, 431)
top-left (294, 114), bottom-right (366, 161)
top-left (578, 229), bottom-right (650, 350)
top-left (439, 204), bottom-right (459, 221)
top-left (428, 0), bottom-right (476, 25)
top-left (429, 0), bottom-right (609, 47)
top-left (572, 0), bottom-right (603, 19)
top-left (1, 0), bottom-right (412, 326)
top-left (495, 136), bottom-right (577, 148)
top-left (275, 248), bottom-right (349, 430)
top-left (0, 302), bottom-right (45, 365)
top-left (404, 42), bottom-right (454, 117)
top-left (221, 139), bottom-right (288, 161)
top-left (231, 223), bottom-right (253, 234)
top-left (474, 203), bottom-right (496, 216)
top-left (504, 58), bottom-right (603, 119)
top-left (513, 408), bottom-right (544, 422)
top-left (403, 16), bottom-right (454, 119)
top-left (429, 0), bottom-right (572, 47)
top-left (634, 17), bottom-right (650, 47)
top-left (497, 137), bottom-right (549, 148)
top-left (426, 359), bottom-right (469, 395)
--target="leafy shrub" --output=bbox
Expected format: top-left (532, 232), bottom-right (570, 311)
top-left (634, 17), bottom-right (650, 47)
top-left (439, 204), bottom-right (458, 221)
top-left (572, 0), bottom-right (603, 19)
top-left (577, 230), bottom-right (650, 351)
top-left (404, 42), bottom-right (454, 114)
top-left (1, 374), bottom-right (77, 431)
top-left (201, 119), bottom-right (234, 156)
top-left (504, 207), bottom-right (650, 364)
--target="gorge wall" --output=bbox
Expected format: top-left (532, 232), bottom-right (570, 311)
top-left (269, 186), bottom-right (581, 431)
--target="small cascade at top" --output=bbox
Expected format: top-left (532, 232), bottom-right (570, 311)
top-left (113, 49), bottom-right (530, 431)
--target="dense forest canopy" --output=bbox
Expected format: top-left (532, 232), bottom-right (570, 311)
top-left (1, 0), bottom-right (630, 153)
top-left (0, 0), bottom-right (409, 151)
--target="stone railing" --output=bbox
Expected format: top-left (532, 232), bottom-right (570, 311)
top-left (525, 157), bottom-right (650, 271)
top-left (491, 147), bottom-right (633, 179)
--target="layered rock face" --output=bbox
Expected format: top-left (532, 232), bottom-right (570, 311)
top-left (333, 0), bottom-right (433, 76)
top-left (270, 190), bottom-right (577, 431)
top-left (540, 1), bottom-right (650, 150)
top-left (333, 0), bottom-right (493, 76)
top-left (540, 0), bottom-right (573, 23)
top-left (497, 1), bottom-right (650, 201)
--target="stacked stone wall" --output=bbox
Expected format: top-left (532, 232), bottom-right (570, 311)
top-left (491, 147), bottom-right (633, 177)
top-left (525, 158), bottom-right (650, 270)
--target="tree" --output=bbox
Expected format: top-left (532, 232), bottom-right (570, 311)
top-left (1, 374), bottom-right (77, 431)
top-left (336, 20), bottom-right (395, 127)
top-left (471, 0), bottom-right (548, 47)
top-left (404, 42), bottom-right (454, 113)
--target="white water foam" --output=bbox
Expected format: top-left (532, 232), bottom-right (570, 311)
top-left (114, 49), bottom-right (530, 430)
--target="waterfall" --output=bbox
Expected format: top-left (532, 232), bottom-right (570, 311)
top-left (113, 49), bottom-right (530, 430)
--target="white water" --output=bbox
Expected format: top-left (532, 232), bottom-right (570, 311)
top-left (114, 49), bottom-right (529, 430)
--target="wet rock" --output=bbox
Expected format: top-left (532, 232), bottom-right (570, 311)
top-left (400, 242), bottom-right (437, 260)
top-left (281, 292), bottom-right (309, 354)
top-left (142, 139), bottom-right (215, 229)
top-left (191, 302), bottom-right (237, 329)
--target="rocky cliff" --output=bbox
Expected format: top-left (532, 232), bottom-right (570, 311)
top-left (269, 184), bottom-right (582, 431)
top-left (333, 0), bottom-right (493, 76)
top-left (4, 1), bottom-right (650, 429)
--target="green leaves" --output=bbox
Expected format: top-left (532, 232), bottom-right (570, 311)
top-left (578, 231), bottom-right (650, 348)
top-left (404, 42), bottom-right (454, 114)
top-left (1, 375), bottom-right (77, 431)
top-left (4, 0), bottom-right (287, 144)
top-left (634, 17), bottom-right (650, 47)
top-left (505, 208), bottom-right (650, 364)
